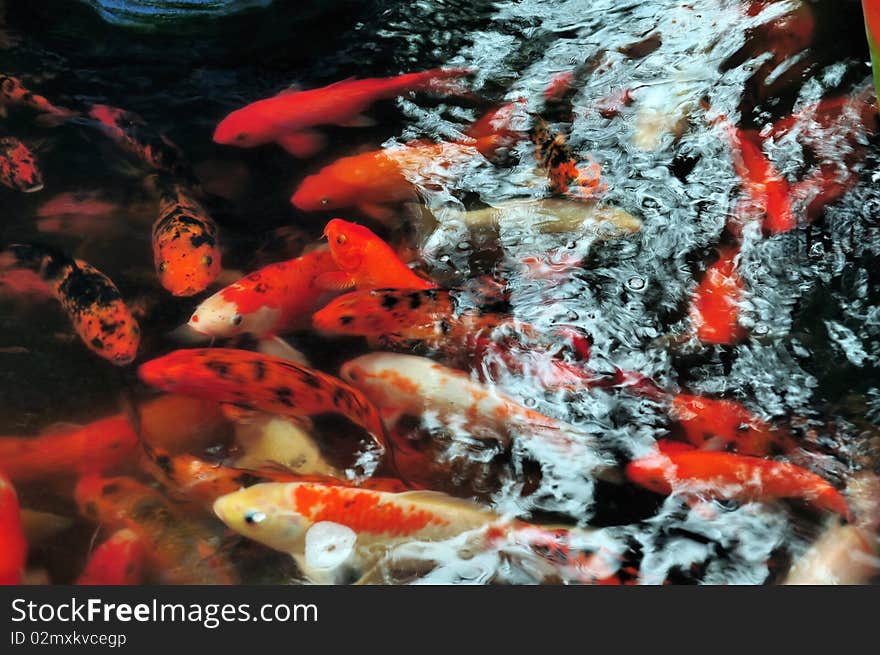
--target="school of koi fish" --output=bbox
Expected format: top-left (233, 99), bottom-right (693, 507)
top-left (1, 0), bottom-right (880, 585)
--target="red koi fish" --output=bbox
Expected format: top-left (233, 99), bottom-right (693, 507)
top-left (0, 137), bottom-right (43, 192)
top-left (188, 246), bottom-right (339, 338)
top-left (0, 471), bottom-right (26, 585)
top-left (37, 190), bottom-right (117, 218)
top-left (725, 125), bottom-right (795, 234)
top-left (0, 396), bottom-right (223, 484)
top-left (0, 74), bottom-right (77, 124)
top-left (138, 348), bottom-right (389, 459)
top-left (688, 245), bottom-right (746, 346)
top-left (213, 68), bottom-right (471, 158)
top-left (86, 105), bottom-right (199, 186)
top-left (153, 182), bottom-right (221, 297)
top-left (529, 115), bottom-right (604, 199)
top-left (544, 72), bottom-right (575, 101)
top-left (1, 243), bottom-right (140, 364)
top-left (670, 394), bottom-right (796, 456)
top-left (76, 529), bottom-right (146, 585)
top-left (75, 475), bottom-right (236, 584)
top-left (290, 137), bottom-right (500, 223)
top-left (626, 449), bottom-right (849, 518)
top-left (317, 219), bottom-right (436, 291)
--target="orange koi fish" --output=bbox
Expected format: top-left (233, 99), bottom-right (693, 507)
top-left (213, 68), bottom-right (470, 157)
top-left (0, 471), bottom-right (26, 585)
top-left (317, 219), bottom-right (436, 291)
top-left (0, 137), bottom-right (43, 192)
top-left (75, 475), bottom-right (236, 584)
top-left (290, 137), bottom-right (500, 222)
top-left (188, 246), bottom-right (339, 338)
top-left (76, 529), bottom-right (146, 585)
top-left (1, 243), bottom-right (140, 364)
top-left (86, 105), bottom-right (199, 186)
top-left (529, 115), bottom-right (604, 199)
top-left (670, 394), bottom-right (796, 456)
top-left (313, 287), bottom-right (498, 348)
top-left (725, 125), bottom-right (795, 234)
top-left (626, 449), bottom-right (849, 518)
top-left (0, 74), bottom-right (77, 124)
top-left (153, 182), bottom-right (221, 297)
top-left (138, 348), bottom-right (389, 458)
top-left (0, 395), bottom-right (223, 484)
top-left (688, 245), bottom-right (746, 346)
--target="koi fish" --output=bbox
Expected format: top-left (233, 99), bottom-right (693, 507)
top-left (0, 268), bottom-right (53, 301)
top-left (86, 105), bottom-right (199, 185)
top-left (688, 245), bottom-right (746, 346)
top-left (725, 125), bottom-right (795, 234)
top-left (188, 246), bottom-right (338, 338)
top-left (75, 475), bottom-right (236, 584)
top-left (529, 116), bottom-right (604, 198)
top-left (76, 529), bottom-right (146, 585)
top-left (313, 287), bottom-right (497, 350)
top-left (317, 219), bottom-right (435, 291)
top-left (0, 471), bottom-right (26, 585)
top-left (153, 182), bottom-right (221, 297)
top-left (290, 137), bottom-right (500, 223)
top-left (0, 74), bottom-right (77, 124)
top-left (544, 72), bottom-right (575, 101)
top-left (0, 137), bottom-right (42, 192)
top-left (1, 243), bottom-right (140, 364)
top-left (137, 348), bottom-right (389, 460)
top-left (670, 394), bottom-right (796, 456)
top-left (213, 68), bottom-right (471, 157)
top-left (625, 449), bottom-right (849, 518)
top-left (0, 395), bottom-right (224, 483)
top-left (340, 352), bottom-right (604, 458)
top-left (234, 416), bottom-right (344, 479)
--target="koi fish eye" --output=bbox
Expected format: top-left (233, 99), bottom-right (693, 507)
top-left (158, 262), bottom-right (167, 273)
top-left (201, 255), bottom-right (213, 267)
top-left (234, 133), bottom-right (249, 142)
top-left (335, 234), bottom-right (347, 246)
top-left (320, 198), bottom-right (330, 206)
top-left (244, 510), bottom-right (266, 525)
top-left (231, 314), bottom-right (243, 326)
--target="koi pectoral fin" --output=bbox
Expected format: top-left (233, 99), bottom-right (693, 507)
top-left (277, 131), bottom-right (326, 158)
top-left (314, 271), bottom-right (356, 291)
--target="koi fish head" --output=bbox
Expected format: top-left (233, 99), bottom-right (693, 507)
top-left (88, 104), bottom-right (143, 140)
top-left (74, 475), bottom-right (145, 524)
top-left (323, 218), bottom-right (374, 271)
top-left (624, 451), bottom-right (676, 496)
top-left (0, 138), bottom-right (44, 192)
top-left (213, 483), bottom-right (310, 553)
top-left (213, 108), bottom-right (274, 148)
top-left (290, 171), bottom-right (360, 212)
top-left (188, 290), bottom-right (280, 338)
top-left (339, 353), bottom-right (407, 408)
top-left (138, 349), bottom-right (209, 395)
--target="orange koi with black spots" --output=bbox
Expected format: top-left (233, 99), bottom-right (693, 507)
top-left (529, 115), bottom-right (604, 199)
top-left (138, 348), bottom-right (389, 460)
top-left (1, 243), bottom-right (140, 364)
top-left (153, 183), bottom-right (221, 297)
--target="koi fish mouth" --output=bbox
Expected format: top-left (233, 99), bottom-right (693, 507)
top-left (24, 183), bottom-right (44, 193)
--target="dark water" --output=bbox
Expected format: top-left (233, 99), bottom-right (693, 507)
top-left (1, 0), bottom-right (879, 584)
